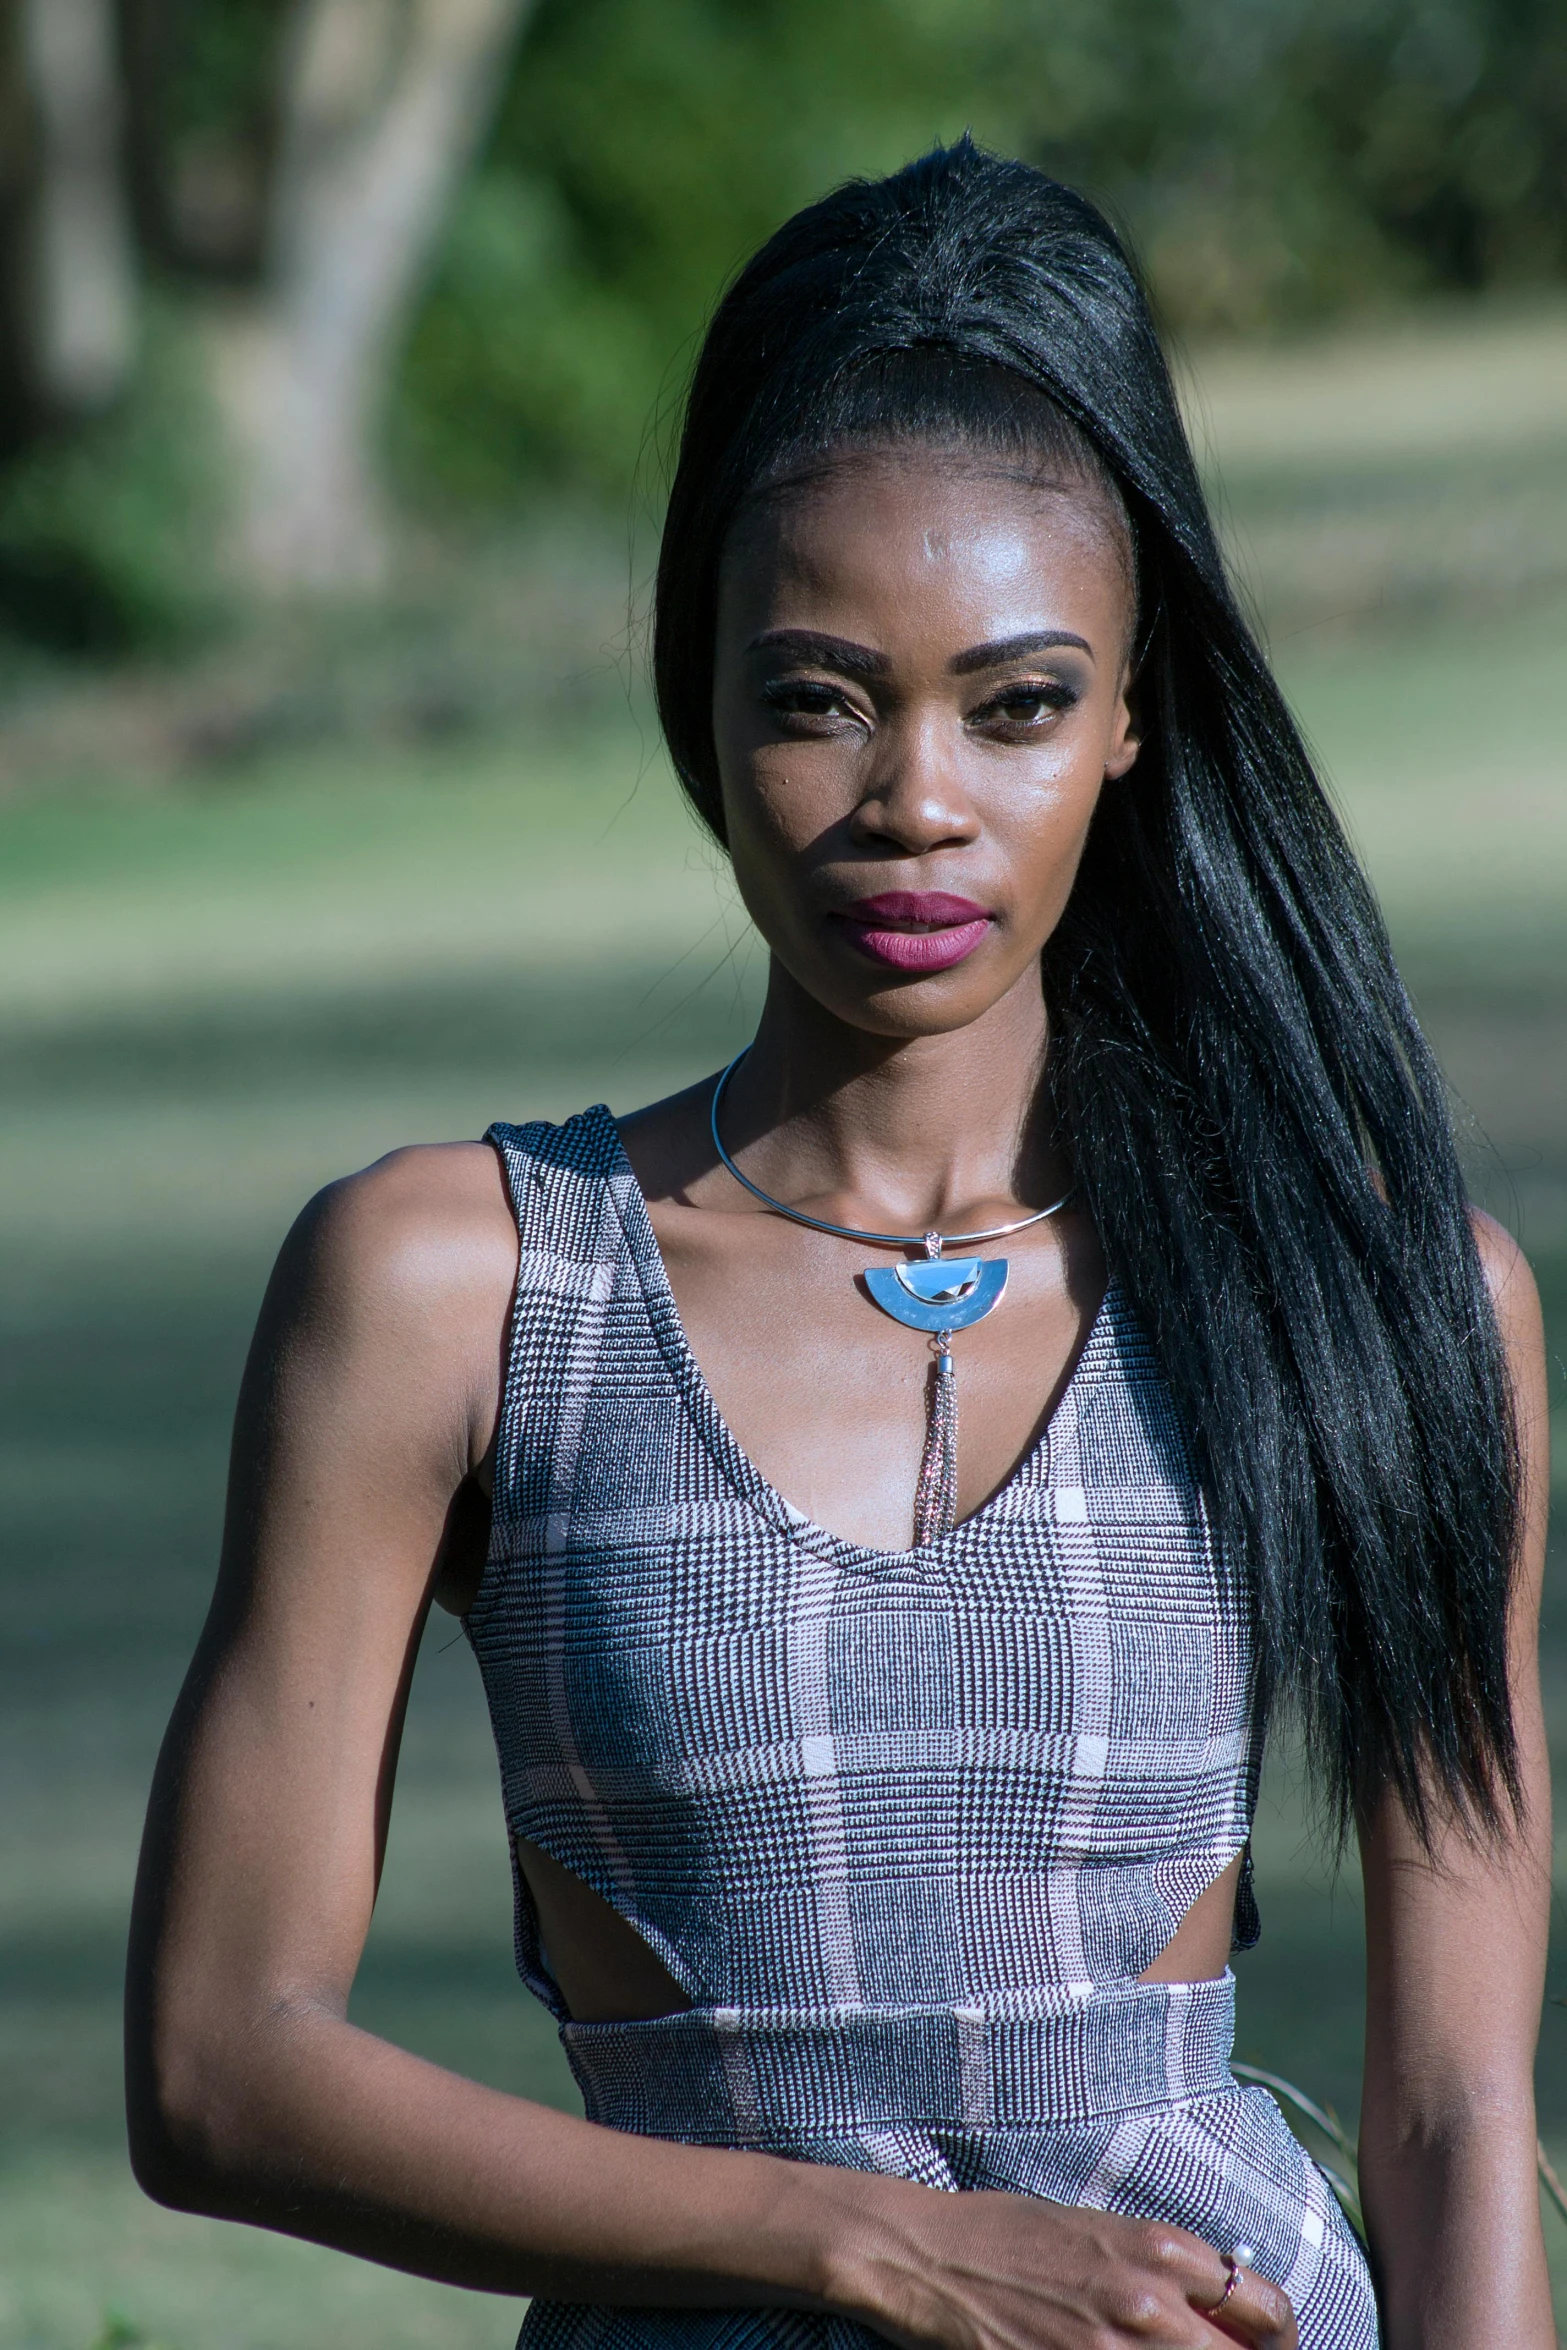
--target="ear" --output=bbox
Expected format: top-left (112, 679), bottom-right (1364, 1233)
top-left (1103, 664), bottom-right (1142, 782)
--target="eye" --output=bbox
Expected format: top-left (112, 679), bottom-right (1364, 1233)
top-left (758, 677), bottom-right (866, 729)
top-left (972, 679), bottom-right (1078, 733)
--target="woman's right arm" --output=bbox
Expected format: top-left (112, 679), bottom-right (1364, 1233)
top-left (124, 1141), bottom-right (1291, 2350)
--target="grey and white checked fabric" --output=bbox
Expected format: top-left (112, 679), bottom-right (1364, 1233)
top-left (469, 1107), bottom-right (1379, 2348)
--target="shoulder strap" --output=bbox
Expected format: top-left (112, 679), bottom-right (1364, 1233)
top-left (484, 1105), bottom-right (630, 1539)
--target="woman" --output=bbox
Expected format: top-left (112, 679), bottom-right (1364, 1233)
top-left (127, 143), bottom-right (1552, 2349)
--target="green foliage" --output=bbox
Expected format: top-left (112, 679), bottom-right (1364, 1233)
top-left (391, 173), bottom-right (668, 502)
top-left (395, 0), bottom-right (976, 503)
top-left (992, 0), bottom-right (1567, 327)
top-left (0, 308), bottom-right (223, 656)
top-left (397, 0), bottom-right (1567, 503)
top-left (155, 0), bottom-right (287, 145)
top-left (980, 0), bottom-right (1402, 324)
top-left (126, 0), bottom-right (290, 274)
top-left (89, 2316), bottom-right (173, 2350)
top-left (9, 0), bottom-right (1566, 577)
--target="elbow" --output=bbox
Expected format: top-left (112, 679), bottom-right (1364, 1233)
top-left (126, 1995), bottom-right (314, 2216)
top-left (128, 2115), bottom-right (209, 2215)
top-left (126, 2017), bottom-right (244, 2213)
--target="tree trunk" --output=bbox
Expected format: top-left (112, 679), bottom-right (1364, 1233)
top-left (17, 0), bottom-right (138, 417)
top-left (0, 3), bottom-right (37, 452)
top-left (212, 0), bottom-right (533, 593)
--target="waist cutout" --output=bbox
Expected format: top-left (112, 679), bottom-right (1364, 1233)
top-left (562, 1974), bottom-right (1239, 2145)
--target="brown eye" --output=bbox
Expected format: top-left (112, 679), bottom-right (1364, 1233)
top-left (975, 681), bottom-right (1077, 730)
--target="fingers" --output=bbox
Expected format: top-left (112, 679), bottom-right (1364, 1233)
top-left (1129, 2224), bottom-right (1294, 2347)
top-left (1195, 2256), bottom-right (1298, 2349)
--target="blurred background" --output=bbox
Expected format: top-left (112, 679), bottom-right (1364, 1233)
top-left (0, 2), bottom-right (1564, 2345)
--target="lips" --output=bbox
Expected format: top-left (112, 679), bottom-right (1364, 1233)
top-left (834, 890), bottom-right (994, 974)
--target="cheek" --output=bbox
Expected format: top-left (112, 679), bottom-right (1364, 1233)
top-left (984, 741), bottom-right (1107, 842)
top-left (983, 764), bottom-right (1107, 918)
top-left (720, 736), bottom-right (852, 859)
top-left (715, 759), bottom-right (808, 925)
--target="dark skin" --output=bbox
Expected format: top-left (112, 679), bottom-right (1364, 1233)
top-left (126, 447), bottom-right (1552, 2350)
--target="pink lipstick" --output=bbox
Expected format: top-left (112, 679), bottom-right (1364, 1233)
top-left (834, 890), bottom-right (994, 974)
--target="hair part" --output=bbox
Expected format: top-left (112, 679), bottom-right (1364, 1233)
top-left (654, 137), bottom-right (1521, 1844)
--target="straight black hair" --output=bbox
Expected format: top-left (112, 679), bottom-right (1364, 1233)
top-left (652, 138), bottom-right (1520, 1840)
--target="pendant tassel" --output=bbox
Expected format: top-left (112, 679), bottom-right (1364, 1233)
top-left (912, 1333), bottom-right (959, 1547)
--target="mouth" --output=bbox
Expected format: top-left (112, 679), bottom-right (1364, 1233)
top-left (832, 890), bottom-right (994, 975)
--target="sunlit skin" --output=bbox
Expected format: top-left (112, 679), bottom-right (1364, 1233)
top-left (125, 449), bottom-right (1552, 2350)
top-left (625, 454), bottom-right (1138, 1560)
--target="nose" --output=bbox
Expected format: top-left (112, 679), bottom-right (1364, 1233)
top-left (848, 709), bottom-right (980, 856)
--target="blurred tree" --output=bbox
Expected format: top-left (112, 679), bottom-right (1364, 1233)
top-left (398, 0), bottom-right (1567, 503)
top-left (0, 0), bottom-right (533, 601)
top-left (989, 0), bottom-right (1567, 331)
top-left (0, 4), bottom-right (35, 453)
top-left (216, 0), bottom-right (536, 586)
top-left (1291, 0), bottom-right (1567, 292)
top-left (0, 0), bottom-right (137, 444)
top-left (2, 0), bottom-right (1566, 638)
top-left (120, 0), bottom-right (286, 282)
top-left (396, 0), bottom-right (972, 503)
top-left (125, 0), bottom-right (536, 586)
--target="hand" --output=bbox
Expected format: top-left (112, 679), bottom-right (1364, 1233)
top-left (854, 2186), bottom-right (1298, 2350)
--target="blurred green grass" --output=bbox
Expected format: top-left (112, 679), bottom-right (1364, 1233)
top-left (2, 584), bottom-right (1565, 2341)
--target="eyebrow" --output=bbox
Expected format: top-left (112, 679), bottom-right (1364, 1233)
top-left (746, 628), bottom-right (888, 678)
top-left (746, 626), bottom-right (1094, 677)
top-left (950, 628), bottom-right (1093, 674)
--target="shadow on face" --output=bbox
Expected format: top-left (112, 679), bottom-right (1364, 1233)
top-left (711, 442), bottom-right (1141, 1044)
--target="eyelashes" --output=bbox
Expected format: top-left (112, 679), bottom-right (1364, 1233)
top-left (978, 681), bottom-right (1079, 726)
top-left (757, 675), bottom-right (1082, 731)
top-left (758, 679), bottom-right (855, 720)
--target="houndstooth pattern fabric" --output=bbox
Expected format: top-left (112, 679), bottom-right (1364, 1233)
top-left (468, 1106), bottom-right (1379, 2348)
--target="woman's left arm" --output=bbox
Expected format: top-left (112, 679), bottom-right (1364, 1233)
top-left (1358, 1213), bottom-right (1555, 2349)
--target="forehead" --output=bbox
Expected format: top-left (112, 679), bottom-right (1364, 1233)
top-left (719, 447), bottom-right (1134, 645)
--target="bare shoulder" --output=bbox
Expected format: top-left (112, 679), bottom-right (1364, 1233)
top-left (295, 1138), bottom-right (517, 1300)
top-left (1469, 1209), bottom-right (1549, 1625)
top-left (1468, 1208), bottom-right (1545, 1366)
top-left (252, 1140), bottom-right (519, 1475)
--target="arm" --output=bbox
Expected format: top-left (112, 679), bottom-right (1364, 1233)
top-left (125, 1140), bottom-right (1293, 2347)
top-left (1357, 1214), bottom-right (1555, 2350)
top-left (124, 1140), bottom-right (848, 2304)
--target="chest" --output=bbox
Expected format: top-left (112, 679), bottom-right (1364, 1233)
top-left (485, 1251), bottom-right (1250, 1771)
top-left (646, 1198), bottom-right (1108, 1553)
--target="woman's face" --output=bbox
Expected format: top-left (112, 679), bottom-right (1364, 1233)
top-left (711, 444), bottom-right (1140, 1039)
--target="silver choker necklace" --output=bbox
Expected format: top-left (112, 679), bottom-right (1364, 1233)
top-left (708, 1050), bottom-right (1073, 1546)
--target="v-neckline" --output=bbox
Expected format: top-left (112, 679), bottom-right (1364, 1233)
top-left (589, 1104), bottom-right (1119, 1573)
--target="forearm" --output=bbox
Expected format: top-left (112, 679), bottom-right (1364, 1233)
top-left (1359, 2094), bottom-right (1554, 2350)
top-left (133, 1998), bottom-right (905, 2318)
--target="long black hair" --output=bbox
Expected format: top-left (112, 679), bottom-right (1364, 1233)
top-left (652, 138), bottom-right (1519, 1840)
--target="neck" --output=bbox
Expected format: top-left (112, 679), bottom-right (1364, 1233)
top-left (718, 957), bottom-right (1061, 1230)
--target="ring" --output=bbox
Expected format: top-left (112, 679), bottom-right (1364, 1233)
top-left (1204, 2245), bottom-right (1255, 2316)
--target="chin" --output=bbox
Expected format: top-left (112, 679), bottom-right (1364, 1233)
top-left (817, 972), bottom-right (1019, 1040)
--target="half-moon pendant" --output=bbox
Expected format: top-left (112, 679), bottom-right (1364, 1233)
top-left (862, 1255), bottom-right (1008, 1332)
top-left (862, 1254), bottom-right (1008, 1545)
